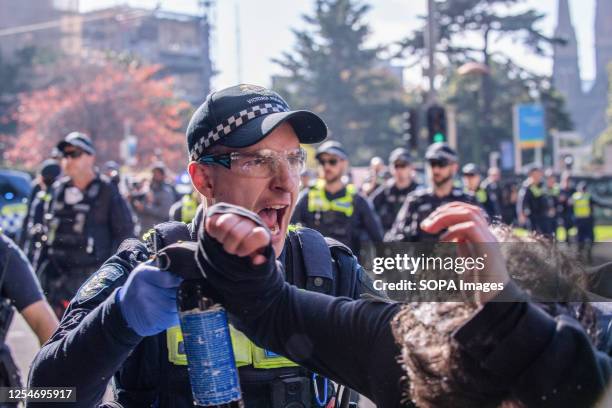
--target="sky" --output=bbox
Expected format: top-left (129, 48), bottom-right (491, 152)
top-left (78, 0), bottom-right (597, 92)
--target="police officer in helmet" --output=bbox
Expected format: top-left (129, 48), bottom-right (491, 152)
top-left (292, 141), bottom-right (383, 256)
top-left (385, 142), bottom-right (478, 242)
top-left (29, 84), bottom-right (381, 408)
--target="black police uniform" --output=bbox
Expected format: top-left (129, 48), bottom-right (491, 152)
top-left (292, 185), bottom-right (384, 256)
top-left (482, 178), bottom-right (504, 219)
top-left (516, 180), bottom-right (548, 233)
top-left (384, 187), bottom-right (478, 242)
top-left (190, 240), bottom-right (612, 408)
top-left (371, 180), bottom-right (419, 234)
top-left (36, 174), bottom-right (134, 315)
top-left (28, 209), bottom-right (380, 408)
top-left (0, 233), bottom-right (45, 395)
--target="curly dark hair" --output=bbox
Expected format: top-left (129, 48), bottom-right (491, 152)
top-left (391, 226), bottom-right (599, 408)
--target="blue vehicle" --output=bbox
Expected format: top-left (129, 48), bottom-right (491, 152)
top-left (0, 169), bottom-right (32, 239)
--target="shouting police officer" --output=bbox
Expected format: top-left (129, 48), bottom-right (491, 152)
top-left (29, 84), bottom-right (380, 408)
top-left (371, 147), bottom-right (419, 235)
top-left (36, 132), bottom-right (135, 318)
top-left (292, 140), bottom-right (383, 256)
top-left (385, 142), bottom-right (477, 242)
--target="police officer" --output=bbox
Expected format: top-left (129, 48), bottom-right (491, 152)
top-left (385, 142), bottom-right (477, 242)
top-left (0, 233), bottom-right (58, 397)
top-left (189, 201), bottom-right (610, 408)
top-left (482, 167), bottom-right (507, 222)
top-left (29, 84), bottom-right (380, 408)
top-left (169, 189), bottom-right (201, 224)
top-left (132, 162), bottom-right (176, 234)
top-left (371, 148), bottom-right (419, 234)
top-left (37, 132), bottom-right (135, 318)
top-left (543, 169), bottom-right (561, 237)
top-left (568, 182), bottom-right (612, 261)
top-left (557, 171), bottom-right (576, 242)
top-left (20, 159), bottom-right (61, 262)
top-left (293, 141), bottom-right (383, 255)
top-left (516, 165), bottom-right (550, 233)
top-left (461, 163), bottom-right (500, 220)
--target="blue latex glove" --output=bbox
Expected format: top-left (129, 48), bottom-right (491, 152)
top-left (117, 260), bottom-right (183, 337)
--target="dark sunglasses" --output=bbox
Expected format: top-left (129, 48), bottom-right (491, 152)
top-left (428, 159), bottom-right (450, 168)
top-left (62, 150), bottom-right (84, 159)
top-left (318, 158), bottom-right (339, 166)
top-left (393, 162), bottom-right (409, 169)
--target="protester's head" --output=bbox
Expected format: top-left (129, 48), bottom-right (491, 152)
top-left (487, 167), bottom-right (501, 183)
top-left (461, 163), bottom-right (481, 191)
top-left (316, 141), bottom-right (348, 184)
top-left (38, 159), bottom-right (61, 188)
top-left (186, 84), bottom-right (327, 256)
top-left (425, 143), bottom-right (458, 188)
top-left (56, 132), bottom-right (96, 178)
top-left (392, 226), bottom-right (597, 408)
top-left (389, 148), bottom-right (413, 184)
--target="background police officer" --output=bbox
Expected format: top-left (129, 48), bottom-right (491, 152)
top-left (371, 147), bottom-right (419, 235)
top-left (543, 168), bottom-right (561, 237)
top-left (385, 142), bottom-right (477, 242)
top-left (132, 162), bottom-right (176, 235)
top-left (37, 132), bottom-right (135, 318)
top-left (516, 165), bottom-right (548, 233)
top-left (557, 171), bottom-right (576, 241)
top-left (0, 233), bottom-right (58, 395)
top-left (169, 188), bottom-right (201, 224)
top-left (29, 84), bottom-right (380, 408)
top-left (20, 159), bottom-right (61, 263)
top-left (293, 140), bottom-right (383, 256)
top-left (462, 163), bottom-right (500, 219)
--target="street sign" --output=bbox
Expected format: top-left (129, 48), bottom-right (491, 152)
top-left (514, 104), bottom-right (546, 149)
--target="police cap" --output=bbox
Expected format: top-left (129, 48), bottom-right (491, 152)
top-left (425, 142), bottom-right (458, 162)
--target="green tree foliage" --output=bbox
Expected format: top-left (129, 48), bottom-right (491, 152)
top-left (0, 47), bottom-right (37, 135)
top-left (273, 0), bottom-right (407, 164)
top-left (398, 0), bottom-right (571, 164)
top-left (593, 64), bottom-right (612, 160)
top-left (398, 0), bottom-right (562, 66)
top-left (441, 58), bottom-right (572, 163)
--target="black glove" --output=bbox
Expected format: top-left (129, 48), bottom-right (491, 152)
top-left (195, 203), bottom-right (285, 319)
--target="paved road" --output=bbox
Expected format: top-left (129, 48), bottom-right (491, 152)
top-left (6, 313), bottom-right (39, 384)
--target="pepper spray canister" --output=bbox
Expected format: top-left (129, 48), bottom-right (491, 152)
top-left (178, 279), bottom-right (244, 408)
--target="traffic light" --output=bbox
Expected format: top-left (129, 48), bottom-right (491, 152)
top-left (402, 108), bottom-right (419, 150)
top-left (427, 105), bottom-right (447, 143)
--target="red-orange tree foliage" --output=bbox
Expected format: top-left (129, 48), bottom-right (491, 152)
top-left (3, 61), bottom-right (191, 172)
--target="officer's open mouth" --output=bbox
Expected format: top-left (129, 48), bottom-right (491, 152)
top-left (258, 205), bottom-right (288, 236)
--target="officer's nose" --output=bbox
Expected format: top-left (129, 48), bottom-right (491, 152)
top-left (271, 160), bottom-right (298, 193)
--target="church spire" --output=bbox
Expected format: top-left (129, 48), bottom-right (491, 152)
top-left (594, 0), bottom-right (612, 83)
top-left (552, 0), bottom-right (582, 107)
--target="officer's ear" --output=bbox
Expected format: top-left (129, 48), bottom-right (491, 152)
top-left (188, 161), bottom-right (214, 201)
top-left (450, 162), bottom-right (459, 174)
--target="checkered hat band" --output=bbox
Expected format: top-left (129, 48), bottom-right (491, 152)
top-left (191, 103), bottom-right (289, 161)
